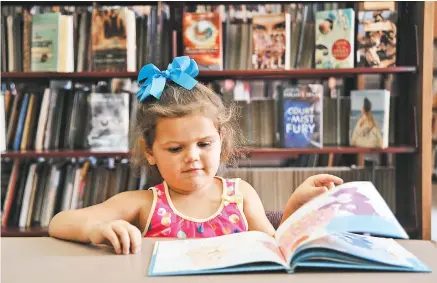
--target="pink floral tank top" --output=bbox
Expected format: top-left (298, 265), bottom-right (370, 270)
top-left (143, 177), bottom-right (248, 238)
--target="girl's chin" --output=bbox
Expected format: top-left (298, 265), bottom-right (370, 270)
top-left (170, 176), bottom-right (212, 190)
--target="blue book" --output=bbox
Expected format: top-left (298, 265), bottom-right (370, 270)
top-left (148, 182), bottom-right (431, 276)
top-left (13, 93), bottom-right (29, 150)
top-left (277, 83), bottom-right (323, 148)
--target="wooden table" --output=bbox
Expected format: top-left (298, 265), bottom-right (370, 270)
top-left (1, 237), bottom-right (436, 283)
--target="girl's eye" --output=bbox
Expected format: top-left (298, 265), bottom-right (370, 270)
top-left (198, 142), bottom-right (211, 148)
top-left (168, 147), bottom-right (182, 153)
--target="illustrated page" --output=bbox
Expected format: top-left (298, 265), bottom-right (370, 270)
top-left (292, 231), bottom-right (430, 272)
top-left (150, 231), bottom-right (288, 275)
top-left (274, 181), bottom-right (407, 261)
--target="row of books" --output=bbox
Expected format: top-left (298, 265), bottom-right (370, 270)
top-left (183, 3), bottom-right (397, 70)
top-left (1, 157), bottom-right (396, 228)
top-left (1, 158), bottom-right (142, 228)
top-left (2, 2), bottom-right (397, 73)
top-left (1, 4), bottom-right (172, 72)
top-left (218, 78), bottom-right (394, 149)
top-left (0, 76), bottom-right (396, 152)
top-left (1, 79), bottom-right (136, 152)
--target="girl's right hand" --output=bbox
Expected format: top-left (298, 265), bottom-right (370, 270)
top-left (88, 220), bottom-right (142, 255)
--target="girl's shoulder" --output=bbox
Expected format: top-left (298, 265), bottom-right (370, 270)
top-left (113, 189), bottom-right (155, 206)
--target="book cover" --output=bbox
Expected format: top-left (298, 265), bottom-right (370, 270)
top-left (252, 13), bottom-right (289, 70)
top-left (148, 182), bottom-right (431, 276)
top-left (349, 90), bottom-right (390, 148)
top-left (356, 10), bottom-right (397, 68)
top-left (277, 84), bottom-right (323, 148)
top-left (87, 93), bottom-right (130, 151)
top-left (315, 9), bottom-right (355, 69)
top-left (183, 12), bottom-right (223, 70)
top-left (91, 7), bottom-right (134, 72)
top-left (31, 13), bottom-right (60, 72)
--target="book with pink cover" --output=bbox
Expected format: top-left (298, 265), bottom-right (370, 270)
top-left (148, 181), bottom-right (430, 276)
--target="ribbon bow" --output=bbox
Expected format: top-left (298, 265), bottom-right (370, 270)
top-left (137, 56), bottom-right (199, 102)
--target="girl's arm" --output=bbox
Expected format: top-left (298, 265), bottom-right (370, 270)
top-left (48, 190), bottom-right (153, 251)
top-left (239, 180), bottom-right (276, 237)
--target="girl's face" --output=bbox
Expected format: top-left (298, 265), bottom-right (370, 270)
top-left (146, 114), bottom-right (222, 193)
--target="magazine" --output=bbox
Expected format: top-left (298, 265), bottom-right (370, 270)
top-left (148, 181), bottom-right (431, 276)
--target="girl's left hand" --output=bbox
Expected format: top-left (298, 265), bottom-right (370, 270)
top-left (282, 174), bottom-right (344, 222)
top-left (294, 174), bottom-right (344, 206)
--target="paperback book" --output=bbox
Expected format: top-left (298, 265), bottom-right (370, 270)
top-left (315, 9), bottom-right (355, 69)
top-left (349, 89), bottom-right (390, 148)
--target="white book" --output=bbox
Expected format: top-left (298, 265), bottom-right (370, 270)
top-left (70, 168), bottom-right (82, 210)
top-left (35, 88), bottom-right (51, 151)
top-left (0, 91), bottom-right (6, 152)
top-left (19, 164), bottom-right (37, 228)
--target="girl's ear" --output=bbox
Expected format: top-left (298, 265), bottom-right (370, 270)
top-left (139, 137), bottom-right (156, 165)
top-left (144, 150), bottom-right (157, 166)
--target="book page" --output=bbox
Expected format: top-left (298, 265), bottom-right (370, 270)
top-left (291, 231), bottom-right (430, 272)
top-left (150, 231), bottom-right (288, 275)
top-left (274, 181), bottom-right (407, 261)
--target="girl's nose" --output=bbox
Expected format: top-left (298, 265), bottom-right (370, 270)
top-left (184, 146), bottom-right (200, 163)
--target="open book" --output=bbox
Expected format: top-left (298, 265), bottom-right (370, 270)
top-left (148, 182), bottom-right (431, 276)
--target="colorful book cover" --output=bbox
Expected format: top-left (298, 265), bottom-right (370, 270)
top-left (277, 84), bottom-right (323, 148)
top-left (357, 10), bottom-right (397, 68)
top-left (349, 90), bottom-right (390, 148)
top-left (31, 13), bottom-right (60, 72)
top-left (183, 12), bottom-right (223, 70)
top-left (91, 7), bottom-right (129, 71)
top-left (252, 13), bottom-right (289, 70)
top-left (148, 182), bottom-right (431, 276)
top-left (315, 9), bottom-right (355, 69)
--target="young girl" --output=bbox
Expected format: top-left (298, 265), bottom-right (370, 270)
top-left (48, 56), bottom-right (343, 255)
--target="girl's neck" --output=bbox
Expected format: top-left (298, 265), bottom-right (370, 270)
top-left (167, 178), bottom-right (218, 198)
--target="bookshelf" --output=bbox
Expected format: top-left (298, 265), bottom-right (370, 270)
top-left (1, 227), bottom-right (49, 237)
top-left (1, 67), bottom-right (417, 80)
top-left (0, 1), bottom-right (434, 241)
top-left (0, 146), bottom-right (417, 159)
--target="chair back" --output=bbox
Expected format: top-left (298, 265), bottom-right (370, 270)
top-left (265, 210), bottom-right (283, 230)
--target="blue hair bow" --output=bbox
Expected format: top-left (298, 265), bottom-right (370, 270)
top-left (137, 56), bottom-right (199, 102)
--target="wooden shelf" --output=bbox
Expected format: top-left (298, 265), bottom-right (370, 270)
top-left (198, 67), bottom-right (417, 79)
top-left (1, 227), bottom-right (49, 237)
top-left (241, 146), bottom-right (417, 158)
top-left (1, 146), bottom-right (417, 159)
top-left (1, 1), bottom-right (159, 7)
top-left (0, 67), bottom-right (416, 81)
top-left (0, 150), bottom-right (131, 158)
top-left (1, 71), bottom-right (138, 80)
